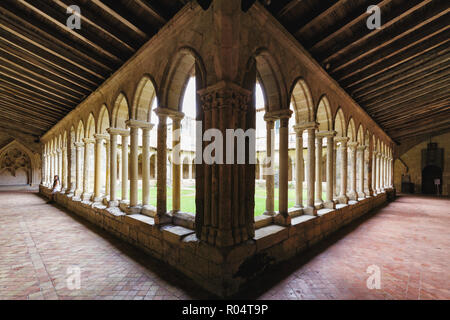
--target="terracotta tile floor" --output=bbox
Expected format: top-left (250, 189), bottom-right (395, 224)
top-left (0, 192), bottom-right (449, 300)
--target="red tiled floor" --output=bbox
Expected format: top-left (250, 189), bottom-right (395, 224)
top-left (0, 192), bottom-right (449, 300)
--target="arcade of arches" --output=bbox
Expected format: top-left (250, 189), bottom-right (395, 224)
top-left (0, 1), bottom-right (448, 298)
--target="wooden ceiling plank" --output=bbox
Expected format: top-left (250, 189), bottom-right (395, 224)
top-left (331, 10), bottom-right (449, 75)
top-left (0, 94), bottom-right (63, 120)
top-left (337, 27), bottom-right (449, 83)
top-left (354, 56), bottom-right (450, 100)
top-left (15, 0), bottom-right (124, 65)
top-left (0, 5), bottom-right (114, 74)
top-left (0, 55), bottom-right (87, 98)
top-left (0, 64), bottom-right (83, 101)
top-left (321, 0), bottom-right (434, 65)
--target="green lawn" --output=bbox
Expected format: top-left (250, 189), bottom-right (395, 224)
top-left (119, 186), bottom-right (325, 216)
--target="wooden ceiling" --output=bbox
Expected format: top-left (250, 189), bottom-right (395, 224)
top-left (0, 0), bottom-right (448, 146)
top-left (263, 0), bottom-right (450, 144)
top-left (0, 0), bottom-right (185, 138)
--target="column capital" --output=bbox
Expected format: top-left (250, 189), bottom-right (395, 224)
top-left (94, 133), bottom-right (109, 141)
top-left (335, 136), bottom-right (349, 144)
top-left (347, 141), bottom-right (359, 149)
top-left (56, 148), bottom-right (62, 153)
top-left (265, 108), bottom-right (293, 121)
top-left (107, 127), bottom-right (128, 136)
top-left (74, 142), bottom-right (84, 148)
top-left (83, 138), bottom-right (95, 144)
top-left (153, 107), bottom-right (184, 121)
top-left (293, 121), bottom-right (318, 131)
top-left (316, 130), bottom-right (336, 138)
top-left (126, 119), bottom-right (155, 130)
top-left (357, 145), bottom-right (367, 151)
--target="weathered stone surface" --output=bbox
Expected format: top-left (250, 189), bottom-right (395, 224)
top-left (254, 225), bottom-right (288, 252)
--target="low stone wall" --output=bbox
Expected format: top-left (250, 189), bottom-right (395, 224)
top-left (40, 185), bottom-right (393, 297)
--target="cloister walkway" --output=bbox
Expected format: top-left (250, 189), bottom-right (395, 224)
top-left (0, 192), bottom-right (448, 300)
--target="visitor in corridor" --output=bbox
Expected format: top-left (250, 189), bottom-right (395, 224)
top-left (49, 175), bottom-right (60, 203)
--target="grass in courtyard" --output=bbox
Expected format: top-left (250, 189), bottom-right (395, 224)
top-left (119, 185), bottom-right (326, 216)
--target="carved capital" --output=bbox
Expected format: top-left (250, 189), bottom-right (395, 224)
top-left (198, 81), bottom-right (251, 112)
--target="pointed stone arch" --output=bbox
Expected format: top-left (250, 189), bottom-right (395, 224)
top-left (98, 105), bottom-right (110, 134)
top-left (347, 117), bottom-right (356, 141)
top-left (132, 75), bottom-right (158, 122)
top-left (85, 113), bottom-right (96, 138)
top-left (112, 93), bottom-right (130, 129)
top-left (334, 108), bottom-right (346, 137)
top-left (290, 78), bottom-right (314, 123)
top-left (316, 95), bottom-right (332, 131)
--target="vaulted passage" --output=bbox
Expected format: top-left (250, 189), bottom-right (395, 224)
top-left (0, 192), bottom-right (448, 300)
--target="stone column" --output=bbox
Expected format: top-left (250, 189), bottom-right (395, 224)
top-left (372, 151), bottom-right (377, 194)
top-left (105, 139), bottom-right (110, 198)
top-left (336, 137), bottom-right (349, 204)
top-left (348, 141), bottom-right (358, 200)
top-left (384, 155), bottom-right (388, 189)
top-left (357, 145), bottom-right (367, 198)
top-left (74, 142), bottom-right (83, 197)
top-left (126, 121), bottom-right (140, 210)
top-left (196, 81), bottom-right (255, 247)
top-left (333, 140), bottom-right (338, 198)
top-left (141, 124), bottom-right (154, 210)
top-left (57, 148), bottom-right (62, 182)
top-left (93, 134), bottom-right (107, 202)
top-left (106, 128), bottom-right (120, 207)
top-left (367, 140), bottom-right (374, 196)
top-left (62, 147), bottom-right (68, 191)
top-left (315, 132), bottom-right (325, 206)
top-left (82, 138), bottom-right (94, 201)
top-left (293, 125), bottom-right (304, 208)
top-left (263, 115), bottom-right (275, 215)
top-left (120, 132), bottom-right (130, 203)
top-left (376, 152), bottom-right (381, 193)
top-left (390, 157), bottom-right (394, 188)
top-left (323, 131), bottom-right (336, 209)
top-left (153, 108), bottom-right (169, 224)
top-left (304, 122), bottom-right (318, 215)
top-left (277, 109), bottom-right (292, 223)
top-left (170, 113), bottom-right (184, 213)
top-left (67, 138), bottom-right (76, 195)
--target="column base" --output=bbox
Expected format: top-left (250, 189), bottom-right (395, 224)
top-left (358, 192), bottom-right (366, 199)
top-left (81, 193), bottom-right (92, 201)
top-left (263, 211), bottom-right (276, 216)
top-left (108, 200), bottom-right (119, 208)
top-left (119, 200), bottom-right (130, 211)
top-left (141, 205), bottom-right (156, 217)
top-left (154, 212), bottom-right (173, 225)
top-left (126, 205), bottom-right (142, 214)
top-left (303, 206), bottom-right (317, 216)
top-left (323, 201), bottom-right (335, 209)
top-left (66, 189), bottom-right (75, 196)
top-left (338, 195), bottom-right (349, 204)
top-left (348, 191), bottom-right (358, 201)
top-left (274, 213), bottom-right (291, 226)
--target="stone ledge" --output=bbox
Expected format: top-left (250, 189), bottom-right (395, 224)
top-left (254, 225), bottom-right (288, 252)
top-left (162, 225), bottom-right (195, 244)
top-left (254, 215), bottom-right (273, 229)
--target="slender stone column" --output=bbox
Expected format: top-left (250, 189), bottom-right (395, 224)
top-left (333, 140), bottom-right (338, 197)
top-left (367, 140), bottom-right (373, 196)
top-left (68, 138), bottom-right (76, 194)
top-left (384, 155), bottom-right (388, 189)
top-left (120, 132), bottom-right (130, 203)
top-left (153, 108), bottom-right (169, 224)
top-left (304, 122), bottom-right (318, 215)
top-left (263, 115), bottom-right (276, 215)
top-left (278, 110), bottom-right (292, 221)
top-left (126, 121), bottom-right (140, 209)
top-left (315, 133), bottom-right (325, 205)
top-left (142, 126), bottom-right (153, 209)
top-left (170, 114), bottom-right (184, 212)
top-left (336, 137), bottom-right (349, 204)
top-left (372, 151), bottom-right (377, 194)
top-left (57, 149), bottom-right (62, 182)
top-left (293, 125), bottom-right (304, 208)
top-left (62, 147), bottom-right (67, 191)
top-left (105, 139), bottom-right (110, 198)
top-left (347, 142), bottom-right (358, 200)
top-left (376, 153), bottom-right (381, 193)
top-left (357, 145), bottom-right (367, 198)
top-left (106, 128), bottom-right (120, 207)
top-left (323, 131), bottom-right (336, 208)
top-left (82, 138), bottom-right (94, 201)
top-left (93, 134), bottom-right (107, 202)
top-left (390, 157), bottom-right (394, 188)
top-left (74, 142), bottom-right (83, 197)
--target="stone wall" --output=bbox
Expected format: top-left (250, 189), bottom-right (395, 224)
top-left (40, 185), bottom-right (393, 297)
top-left (394, 132), bottom-right (450, 196)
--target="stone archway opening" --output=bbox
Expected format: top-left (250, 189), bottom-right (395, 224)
top-left (422, 165), bottom-right (442, 195)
